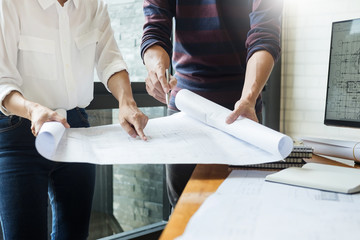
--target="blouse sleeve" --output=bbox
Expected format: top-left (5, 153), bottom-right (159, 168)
top-left (94, 0), bottom-right (129, 91)
top-left (0, 0), bottom-right (24, 115)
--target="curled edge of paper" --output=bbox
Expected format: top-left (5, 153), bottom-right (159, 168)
top-left (35, 109), bottom-right (67, 160)
top-left (35, 130), bottom-right (56, 159)
top-left (302, 137), bottom-right (360, 162)
top-left (279, 135), bottom-right (294, 159)
top-left (176, 89), bottom-right (294, 160)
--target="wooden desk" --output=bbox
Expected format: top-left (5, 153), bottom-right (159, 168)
top-left (160, 155), bottom-right (358, 240)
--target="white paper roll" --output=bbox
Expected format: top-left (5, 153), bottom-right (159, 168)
top-left (35, 109), bottom-right (67, 159)
top-left (175, 89), bottom-right (293, 159)
top-left (302, 137), bottom-right (360, 162)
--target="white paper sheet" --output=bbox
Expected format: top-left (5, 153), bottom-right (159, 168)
top-left (177, 170), bottom-right (360, 240)
top-left (302, 137), bottom-right (360, 162)
top-left (35, 90), bottom-right (293, 165)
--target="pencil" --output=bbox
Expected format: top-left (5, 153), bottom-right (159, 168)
top-left (165, 69), bottom-right (170, 105)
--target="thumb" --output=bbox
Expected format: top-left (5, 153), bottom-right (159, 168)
top-left (225, 110), bottom-right (240, 124)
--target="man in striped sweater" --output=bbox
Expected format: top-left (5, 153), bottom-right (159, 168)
top-left (141, 0), bottom-right (283, 207)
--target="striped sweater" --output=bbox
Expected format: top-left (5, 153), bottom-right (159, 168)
top-left (141, 0), bottom-right (282, 111)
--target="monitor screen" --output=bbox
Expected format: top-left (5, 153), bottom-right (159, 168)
top-left (324, 18), bottom-right (360, 128)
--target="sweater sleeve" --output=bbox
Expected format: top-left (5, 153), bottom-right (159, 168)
top-left (246, 0), bottom-right (283, 62)
top-left (140, 0), bottom-right (175, 61)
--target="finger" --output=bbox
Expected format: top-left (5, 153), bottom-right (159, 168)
top-left (152, 83), bottom-right (167, 99)
top-left (50, 114), bottom-right (71, 128)
top-left (148, 70), bottom-right (160, 86)
top-left (146, 82), bottom-right (166, 104)
top-left (225, 110), bottom-right (239, 124)
top-left (129, 111), bottom-right (148, 139)
top-left (134, 125), bottom-right (147, 141)
top-left (60, 119), bottom-right (71, 128)
top-left (146, 74), bottom-right (165, 98)
top-left (146, 73), bottom-right (156, 90)
top-left (119, 120), bottom-right (137, 138)
top-left (145, 77), bottom-right (155, 97)
top-left (31, 122), bottom-right (43, 137)
top-left (169, 75), bottom-right (177, 89)
top-left (31, 124), bottom-right (36, 136)
top-left (154, 90), bottom-right (166, 103)
top-left (155, 67), bottom-right (169, 93)
top-left (134, 117), bottom-right (149, 141)
top-left (56, 117), bottom-right (70, 128)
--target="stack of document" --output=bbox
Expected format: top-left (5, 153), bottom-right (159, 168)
top-left (236, 144), bottom-right (313, 169)
top-left (302, 137), bottom-right (360, 163)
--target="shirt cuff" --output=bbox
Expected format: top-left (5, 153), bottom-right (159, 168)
top-left (0, 83), bottom-right (23, 116)
top-left (101, 60), bottom-right (129, 92)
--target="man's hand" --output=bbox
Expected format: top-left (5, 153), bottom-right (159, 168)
top-left (143, 45), bottom-right (177, 104)
top-left (226, 50), bottom-right (274, 124)
top-left (226, 99), bottom-right (258, 124)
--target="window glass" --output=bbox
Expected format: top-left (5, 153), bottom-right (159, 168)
top-left (87, 107), bottom-right (166, 239)
top-left (88, 1), bottom-right (167, 238)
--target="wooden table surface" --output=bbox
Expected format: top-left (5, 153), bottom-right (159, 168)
top-left (159, 155), bottom-right (358, 240)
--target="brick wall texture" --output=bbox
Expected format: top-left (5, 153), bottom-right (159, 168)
top-left (281, 0), bottom-right (360, 141)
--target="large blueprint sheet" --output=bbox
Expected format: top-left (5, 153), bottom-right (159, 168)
top-left (177, 170), bottom-right (360, 240)
top-left (35, 90), bottom-right (293, 165)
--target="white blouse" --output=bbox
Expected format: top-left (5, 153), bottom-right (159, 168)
top-left (0, 0), bottom-right (128, 115)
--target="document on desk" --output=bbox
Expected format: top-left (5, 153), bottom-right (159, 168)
top-left (302, 137), bottom-right (360, 162)
top-left (177, 170), bottom-right (360, 240)
top-left (35, 89), bottom-right (293, 165)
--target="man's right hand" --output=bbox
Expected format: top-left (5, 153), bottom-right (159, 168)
top-left (143, 45), bottom-right (177, 104)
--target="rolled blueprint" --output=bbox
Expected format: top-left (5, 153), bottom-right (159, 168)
top-left (35, 109), bottom-right (66, 160)
top-left (175, 89), bottom-right (293, 160)
top-left (302, 137), bottom-right (360, 163)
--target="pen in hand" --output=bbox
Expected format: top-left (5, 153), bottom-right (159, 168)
top-left (165, 69), bottom-right (171, 106)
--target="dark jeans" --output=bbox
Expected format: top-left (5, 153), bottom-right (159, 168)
top-left (0, 108), bottom-right (95, 240)
top-left (166, 109), bottom-right (263, 207)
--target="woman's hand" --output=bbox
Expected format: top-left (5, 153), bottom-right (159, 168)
top-left (2, 91), bottom-right (70, 136)
top-left (118, 100), bottom-right (148, 141)
top-left (28, 103), bottom-right (70, 136)
top-left (107, 71), bottom-right (149, 140)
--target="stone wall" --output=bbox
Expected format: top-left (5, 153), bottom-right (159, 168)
top-left (105, 0), bottom-right (148, 83)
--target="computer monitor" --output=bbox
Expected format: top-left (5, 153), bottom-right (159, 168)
top-left (324, 18), bottom-right (360, 128)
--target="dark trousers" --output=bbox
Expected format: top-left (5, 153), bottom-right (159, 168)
top-left (0, 108), bottom-right (95, 240)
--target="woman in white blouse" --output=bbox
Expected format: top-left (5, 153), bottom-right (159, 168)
top-left (0, 0), bottom-right (148, 239)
